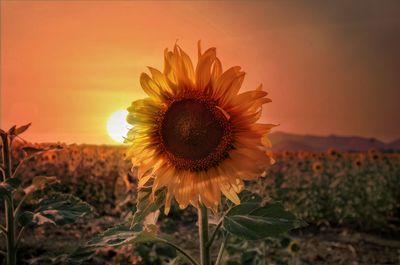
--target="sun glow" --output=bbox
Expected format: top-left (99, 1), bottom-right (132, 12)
top-left (107, 109), bottom-right (131, 144)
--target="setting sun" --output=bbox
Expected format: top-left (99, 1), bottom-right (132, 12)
top-left (107, 109), bottom-right (131, 144)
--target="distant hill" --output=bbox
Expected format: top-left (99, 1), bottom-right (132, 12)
top-left (389, 138), bottom-right (400, 150)
top-left (269, 132), bottom-right (399, 152)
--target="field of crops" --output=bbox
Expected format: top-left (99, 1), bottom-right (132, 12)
top-left (2, 142), bottom-right (400, 265)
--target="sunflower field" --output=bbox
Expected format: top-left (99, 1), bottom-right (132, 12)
top-left (3, 141), bottom-right (399, 265)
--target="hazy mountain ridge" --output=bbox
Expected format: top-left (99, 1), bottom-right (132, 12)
top-left (9, 132), bottom-right (399, 152)
top-left (389, 138), bottom-right (400, 150)
top-left (269, 132), bottom-right (400, 152)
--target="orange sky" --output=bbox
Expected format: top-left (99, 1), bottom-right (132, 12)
top-left (1, 1), bottom-right (400, 144)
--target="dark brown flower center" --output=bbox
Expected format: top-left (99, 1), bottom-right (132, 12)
top-left (159, 98), bottom-right (232, 171)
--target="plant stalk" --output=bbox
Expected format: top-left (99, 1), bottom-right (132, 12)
top-left (1, 133), bottom-right (17, 265)
top-left (157, 239), bottom-right (199, 265)
top-left (207, 219), bottom-right (222, 248)
top-left (5, 199), bottom-right (16, 265)
top-left (15, 226), bottom-right (26, 248)
top-left (198, 203), bottom-right (211, 265)
top-left (1, 133), bottom-right (11, 181)
top-left (214, 234), bottom-right (228, 265)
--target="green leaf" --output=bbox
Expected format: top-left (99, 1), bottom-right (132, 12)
top-left (20, 193), bottom-right (95, 226)
top-left (19, 211), bottom-right (35, 227)
top-left (69, 225), bottom-right (159, 263)
top-left (7, 125), bottom-right (17, 135)
top-left (70, 186), bottom-right (168, 264)
top-left (36, 193), bottom-right (95, 225)
top-left (12, 123), bottom-right (31, 137)
top-left (131, 187), bottom-right (166, 230)
top-left (239, 190), bottom-right (263, 204)
top-left (226, 261), bottom-right (241, 265)
top-left (226, 190), bottom-right (262, 208)
top-left (241, 250), bottom-right (259, 265)
top-left (23, 176), bottom-right (59, 195)
top-left (18, 211), bottom-right (62, 227)
top-left (22, 145), bottom-right (63, 157)
top-left (22, 147), bottom-right (46, 156)
top-left (164, 258), bottom-right (180, 265)
top-left (0, 178), bottom-right (21, 200)
top-left (155, 244), bottom-right (177, 259)
top-left (226, 203), bottom-right (259, 216)
top-left (223, 202), bottom-right (300, 240)
top-left (5, 178), bottom-right (21, 189)
top-left (26, 254), bottom-right (67, 265)
top-left (87, 225), bottom-right (136, 246)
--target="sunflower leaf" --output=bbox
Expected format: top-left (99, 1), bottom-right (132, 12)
top-left (37, 193), bottom-right (95, 225)
top-left (226, 190), bottom-right (263, 208)
top-left (25, 253), bottom-right (68, 265)
top-left (223, 202), bottom-right (302, 240)
top-left (20, 193), bottom-right (95, 226)
top-left (23, 176), bottom-right (59, 195)
top-left (7, 125), bottom-right (17, 135)
top-left (22, 147), bottom-right (46, 156)
top-left (0, 178), bottom-right (21, 200)
top-left (12, 123), bottom-right (31, 137)
top-left (131, 187), bottom-right (166, 230)
top-left (68, 225), bottom-right (159, 263)
top-left (69, 185), bottom-right (167, 263)
top-left (239, 190), bottom-right (262, 204)
top-left (22, 145), bottom-right (62, 157)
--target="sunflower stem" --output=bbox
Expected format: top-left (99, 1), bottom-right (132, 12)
top-left (5, 199), bottom-right (16, 265)
top-left (214, 233), bottom-right (228, 265)
top-left (198, 203), bottom-right (211, 265)
top-left (207, 218), bottom-right (222, 248)
top-left (156, 239), bottom-right (199, 265)
top-left (1, 133), bottom-right (17, 265)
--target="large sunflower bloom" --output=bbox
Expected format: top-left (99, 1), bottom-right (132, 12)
top-left (126, 42), bottom-right (275, 213)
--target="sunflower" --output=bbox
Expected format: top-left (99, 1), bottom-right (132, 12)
top-left (354, 157), bottom-right (363, 168)
top-left (326, 148), bottom-right (337, 159)
top-left (126, 42), bottom-right (275, 213)
top-left (312, 161), bottom-right (323, 173)
top-left (287, 240), bottom-right (301, 255)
